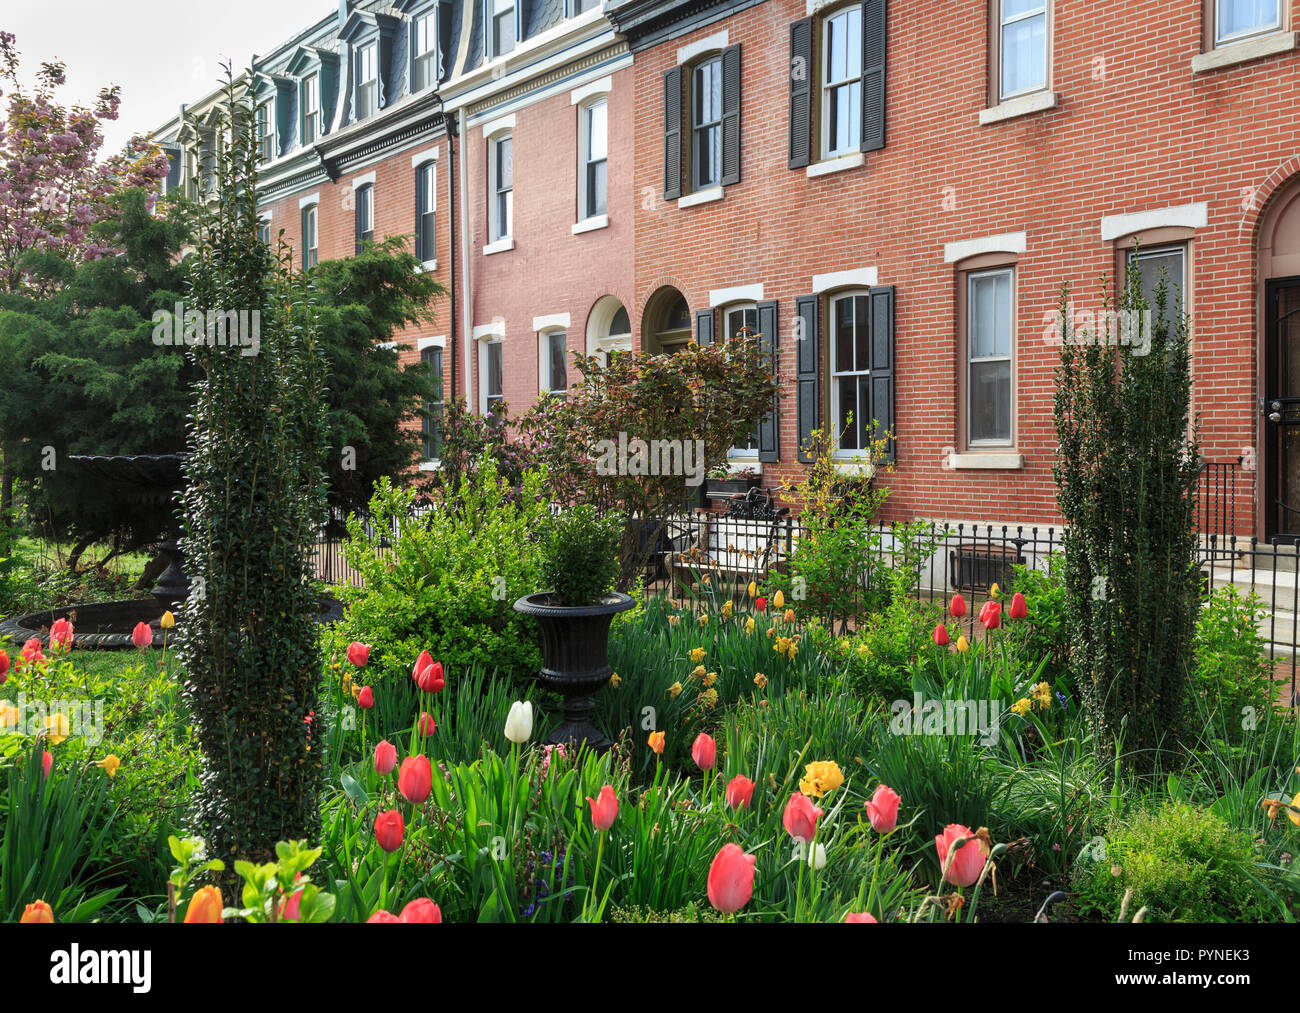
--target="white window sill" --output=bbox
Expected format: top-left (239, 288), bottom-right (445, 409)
top-left (678, 187), bottom-right (724, 209)
top-left (806, 152), bottom-right (864, 178)
top-left (415, 259), bottom-right (438, 273)
top-left (482, 237), bottom-right (514, 256)
top-left (723, 456), bottom-right (762, 476)
top-left (1192, 30), bottom-right (1297, 72)
top-left (572, 214), bottom-right (609, 235)
top-left (833, 457), bottom-right (875, 477)
top-left (948, 452), bottom-right (1024, 470)
top-left (419, 460), bottom-right (441, 472)
top-left (978, 90), bottom-right (1058, 125)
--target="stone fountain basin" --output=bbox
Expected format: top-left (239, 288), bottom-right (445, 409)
top-left (0, 595), bottom-right (345, 651)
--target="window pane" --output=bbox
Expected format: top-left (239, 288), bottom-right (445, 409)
top-left (834, 297), bottom-right (854, 372)
top-left (548, 332), bottom-right (567, 391)
top-left (488, 343), bottom-right (503, 397)
top-left (1002, 0), bottom-right (1046, 18)
top-left (1001, 12), bottom-right (1047, 96)
top-left (498, 137), bottom-right (513, 188)
top-left (587, 102), bottom-right (607, 160)
top-left (854, 295), bottom-right (871, 370)
top-left (587, 159), bottom-right (606, 216)
top-left (1133, 248), bottom-right (1185, 332)
top-left (1218, 0), bottom-right (1279, 38)
top-left (969, 360), bottom-right (1011, 443)
top-left (837, 376), bottom-right (858, 449)
top-left (610, 306), bottom-right (630, 336)
top-left (970, 272), bottom-right (1011, 359)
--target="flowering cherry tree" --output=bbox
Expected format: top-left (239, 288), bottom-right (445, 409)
top-left (0, 32), bottom-right (169, 293)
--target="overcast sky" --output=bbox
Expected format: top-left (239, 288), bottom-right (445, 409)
top-left (5, 0), bottom-right (334, 152)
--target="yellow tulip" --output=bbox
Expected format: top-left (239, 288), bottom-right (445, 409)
top-left (956, 635), bottom-right (970, 653)
top-left (774, 590), bottom-right (785, 609)
top-left (989, 583), bottom-right (1001, 600)
top-left (745, 617), bottom-right (756, 634)
top-left (784, 608), bottom-right (795, 623)
top-left (160, 611), bottom-right (175, 629)
top-left (799, 760), bottom-right (845, 798)
top-left (747, 581), bottom-right (758, 598)
top-left (609, 672), bottom-right (621, 688)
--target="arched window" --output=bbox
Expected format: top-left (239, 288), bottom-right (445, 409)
top-left (643, 287), bottom-right (692, 354)
top-left (586, 296), bottom-right (632, 365)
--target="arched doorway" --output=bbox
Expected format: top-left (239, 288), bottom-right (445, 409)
top-left (1259, 178), bottom-right (1300, 541)
top-left (641, 286), bottom-right (692, 355)
top-left (586, 295), bottom-right (632, 366)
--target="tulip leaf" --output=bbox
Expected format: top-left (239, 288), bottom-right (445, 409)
top-left (340, 771), bottom-right (369, 808)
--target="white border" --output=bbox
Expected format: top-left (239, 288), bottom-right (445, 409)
top-left (298, 192), bottom-right (320, 209)
top-left (1099, 202), bottom-right (1208, 241)
top-left (677, 30), bottom-right (728, 66)
top-left (709, 284), bottom-right (764, 308)
top-left (482, 112), bottom-right (516, 139)
top-left (532, 312), bottom-right (571, 332)
top-left (812, 267), bottom-right (878, 293)
top-left (351, 171), bottom-right (376, 189)
top-left (411, 146), bottom-right (440, 167)
top-left (570, 75), bottom-right (613, 105)
top-left (943, 231), bottom-right (1027, 263)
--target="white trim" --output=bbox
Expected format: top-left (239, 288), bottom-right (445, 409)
top-left (258, 209), bottom-right (273, 222)
top-left (978, 90), bottom-right (1058, 125)
top-left (460, 52), bottom-right (633, 127)
top-left (807, 152), bottom-right (864, 178)
top-left (483, 237), bottom-right (515, 256)
top-left (473, 321), bottom-right (506, 340)
top-left (1193, 30), bottom-right (1296, 72)
top-left (570, 75), bottom-right (613, 105)
top-left (833, 457), bottom-right (875, 477)
top-left (709, 283), bottom-right (764, 308)
top-left (482, 112), bottom-right (516, 139)
top-left (417, 335), bottom-right (446, 350)
top-left (415, 259), bottom-right (439, 272)
top-left (419, 460), bottom-right (441, 472)
top-left (376, 340), bottom-right (398, 351)
top-left (410, 146), bottom-right (440, 167)
top-left (298, 192), bottom-right (320, 209)
top-left (532, 312), bottom-right (571, 333)
top-left (812, 267), bottom-right (878, 293)
top-left (944, 231), bottom-right (1027, 263)
top-left (677, 29), bottom-right (728, 66)
top-left (572, 214), bottom-right (609, 234)
top-left (351, 171), bottom-right (376, 189)
top-left (948, 452), bottom-right (1024, 470)
top-left (722, 454), bottom-right (762, 476)
top-left (678, 186), bottom-right (724, 209)
top-left (805, 0), bottom-right (839, 14)
top-left (1099, 202), bottom-right (1208, 241)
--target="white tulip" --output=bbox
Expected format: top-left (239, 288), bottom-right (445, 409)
top-left (806, 843), bottom-right (827, 870)
top-left (504, 700), bottom-right (533, 744)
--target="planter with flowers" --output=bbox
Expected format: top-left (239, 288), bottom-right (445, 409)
top-left (513, 504), bottom-right (632, 750)
top-left (704, 464), bottom-right (761, 504)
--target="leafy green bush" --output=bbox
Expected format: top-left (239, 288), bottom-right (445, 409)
top-left (541, 504), bottom-right (620, 606)
top-left (1192, 588), bottom-right (1272, 734)
top-left (1001, 556), bottom-right (1073, 689)
top-left (1075, 802), bottom-right (1281, 922)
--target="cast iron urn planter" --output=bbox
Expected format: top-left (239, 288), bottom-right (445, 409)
top-left (513, 590), bottom-right (635, 751)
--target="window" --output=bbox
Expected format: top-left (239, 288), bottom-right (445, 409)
top-left (185, 149), bottom-right (198, 199)
top-left (484, 340), bottom-right (504, 414)
top-left (301, 204), bottom-right (318, 270)
top-left (579, 99), bottom-right (607, 220)
top-left (830, 292), bottom-right (875, 452)
top-left (725, 304), bottom-right (760, 453)
top-left (1128, 245), bottom-right (1187, 334)
top-left (423, 345), bottom-right (444, 459)
top-left (258, 221), bottom-right (272, 246)
top-left (413, 11), bottom-right (438, 91)
top-left (966, 268), bottom-right (1014, 445)
top-left (416, 162), bottom-right (437, 264)
top-left (355, 183), bottom-right (374, 254)
top-left (691, 56), bottom-right (723, 191)
top-left (302, 73), bottom-right (320, 143)
top-left (822, 6), bottom-right (862, 157)
top-left (356, 43), bottom-right (378, 119)
top-left (647, 291), bottom-right (692, 354)
top-left (1216, 0), bottom-right (1281, 43)
top-left (998, 0), bottom-right (1049, 100)
top-left (490, 0), bottom-right (516, 58)
top-left (541, 330), bottom-right (568, 395)
top-left (490, 134), bottom-right (513, 242)
top-left (572, 0), bottom-right (600, 14)
top-left (257, 103), bottom-right (275, 162)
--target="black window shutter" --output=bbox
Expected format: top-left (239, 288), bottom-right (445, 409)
top-left (415, 167), bottom-right (427, 259)
top-left (663, 66), bottom-right (682, 200)
top-left (695, 308), bottom-right (714, 347)
top-left (795, 295), bottom-right (820, 463)
top-left (788, 18), bottom-right (813, 169)
top-left (721, 44), bottom-right (742, 187)
top-left (860, 0), bottom-right (887, 153)
top-left (868, 285), bottom-right (895, 462)
top-left (757, 300), bottom-right (780, 462)
top-left (355, 187), bottom-right (364, 255)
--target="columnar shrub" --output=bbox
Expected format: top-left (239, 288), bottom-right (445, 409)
top-left (1053, 268), bottom-right (1199, 772)
top-left (177, 72), bottom-right (328, 862)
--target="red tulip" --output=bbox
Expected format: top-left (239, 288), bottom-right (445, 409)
top-left (935, 823), bottom-right (988, 887)
top-left (1009, 592), bottom-right (1028, 620)
top-left (399, 898), bottom-right (442, 923)
top-left (278, 885), bottom-right (304, 922)
top-left (42, 750), bottom-right (53, 779)
top-left (373, 739), bottom-right (397, 775)
top-left (49, 618), bottom-right (73, 651)
top-left (950, 593), bottom-right (967, 618)
top-left (357, 685), bottom-right (374, 709)
top-left (397, 755), bottom-right (432, 805)
top-left (367, 909), bottom-right (401, 923)
top-left (586, 784), bottom-right (618, 830)
top-left (725, 775), bottom-right (755, 810)
top-left (691, 732), bottom-right (717, 772)
top-left (979, 600), bottom-right (1002, 629)
top-left (20, 637), bottom-right (44, 666)
top-left (374, 809), bottom-right (404, 852)
top-left (0, 648), bottom-right (8, 683)
top-left (754, 596), bottom-right (767, 612)
top-left (413, 652), bottom-right (445, 693)
top-left (131, 622), bottom-right (151, 651)
top-left (845, 911), bottom-right (878, 922)
top-left (865, 783), bottom-right (901, 834)
top-left (932, 623), bottom-right (949, 647)
top-left (418, 712), bottom-right (436, 737)
top-left (782, 791), bottom-right (823, 844)
top-left (347, 641), bottom-right (370, 667)
top-left (706, 843), bottom-right (756, 913)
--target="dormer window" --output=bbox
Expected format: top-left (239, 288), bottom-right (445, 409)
top-left (489, 0), bottom-right (516, 59)
top-left (413, 10), bottom-right (438, 90)
top-left (356, 42), bottom-right (378, 119)
top-left (257, 102), bottom-right (275, 162)
top-left (302, 73), bottom-right (320, 142)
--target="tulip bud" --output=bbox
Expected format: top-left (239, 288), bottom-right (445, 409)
top-left (949, 593), bottom-right (967, 618)
top-left (374, 809), bottom-right (405, 852)
top-left (373, 739), bottom-right (397, 775)
top-left (418, 711), bottom-right (436, 737)
top-left (504, 700), bottom-right (533, 744)
top-left (183, 885), bottom-right (223, 923)
top-left (367, 909), bottom-right (401, 923)
top-left (586, 784), bottom-right (618, 830)
top-left (20, 900), bottom-right (54, 923)
top-left (706, 843), bottom-right (756, 914)
top-left (648, 730), bottom-right (665, 754)
top-left (160, 610), bottom-right (175, 629)
top-left (398, 755), bottom-right (433, 805)
top-left (844, 911), bottom-right (878, 922)
top-left (1009, 592), bottom-right (1028, 620)
top-left (932, 623), bottom-right (949, 647)
top-left (131, 622), bottom-right (152, 651)
top-left (399, 898), bottom-right (442, 923)
top-left (782, 791), bottom-right (823, 844)
top-left (725, 774), bottom-right (755, 810)
top-left (347, 641), bottom-right (371, 667)
top-left (956, 635), bottom-right (970, 653)
top-left (691, 732), bottom-right (717, 771)
top-left (774, 590), bottom-right (785, 609)
top-left (357, 685), bottom-right (374, 709)
top-left (865, 783), bottom-right (901, 834)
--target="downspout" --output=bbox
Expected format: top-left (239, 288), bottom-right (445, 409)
top-left (446, 108), bottom-right (458, 402)
top-left (458, 105), bottom-right (473, 413)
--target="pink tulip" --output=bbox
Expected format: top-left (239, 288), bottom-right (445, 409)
top-left (725, 775), bottom-right (755, 811)
top-left (706, 843), bottom-right (756, 913)
top-left (346, 641), bottom-right (370, 667)
top-left (845, 911), bottom-right (878, 922)
top-left (865, 783), bottom-right (901, 834)
top-left (374, 809), bottom-right (404, 852)
top-left (418, 712), bottom-right (436, 737)
top-left (49, 618), bottom-right (73, 651)
top-left (782, 791), bottom-right (823, 844)
top-left (586, 784), bottom-right (618, 830)
top-left (413, 652), bottom-right (445, 693)
top-left (42, 750), bottom-right (53, 779)
top-left (367, 909), bottom-right (401, 923)
top-left (399, 898), bottom-right (442, 923)
top-left (373, 739), bottom-right (397, 775)
top-left (397, 755), bottom-right (432, 805)
top-left (1009, 592), bottom-right (1028, 620)
top-left (691, 732), bottom-right (717, 772)
top-left (131, 622), bottom-right (152, 650)
top-left (935, 823), bottom-right (988, 887)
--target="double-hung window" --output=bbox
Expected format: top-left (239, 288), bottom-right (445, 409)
top-left (830, 293), bottom-right (874, 452)
top-left (356, 43), bottom-right (378, 119)
top-left (725, 305), bottom-right (760, 453)
top-left (257, 103), bottom-right (275, 162)
top-left (301, 203), bottom-right (318, 270)
top-left (1215, 0), bottom-right (1281, 44)
top-left (691, 57), bottom-right (723, 192)
top-left (490, 0), bottom-right (516, 58)
top-left (302, 73), bottom-right (320, 143)
top-left (1129, 245), bottom-right (1187, 335)
top-left (355, 183), bottom-right (374, 254)
top-left (822, 6), bottom-right (862, 157)
top-left (579, 99), bottom-right (608, 220)
top-left (541, 330), bottom-right (568, 396)
top-left (966, 268), bottom-right (1014, 445)
top-left (413, 11), bottom-right (438, 90)
top-left (423, 345), bottom-right (444, 460)
top-left (998, 0), bottom-right (1049, 100)
top-left (484, 341), bottom-right (504, 414)
top-left (416, 161), bottom-right (437, 264)
top-left (490, 134), bottom-right (513, 242)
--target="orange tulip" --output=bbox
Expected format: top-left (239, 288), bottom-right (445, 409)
top-left (183, 885), bottom-right (223, 923)
top-left (20, 900), bottom-right (53, 923)
top-left (648, 730), bottom-right (665, 754)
